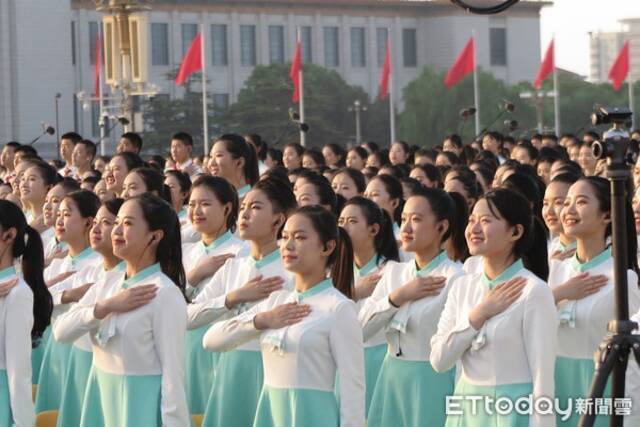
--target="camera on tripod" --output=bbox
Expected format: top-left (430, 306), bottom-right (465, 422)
top-left (590, 107), bottom-right (638, 165)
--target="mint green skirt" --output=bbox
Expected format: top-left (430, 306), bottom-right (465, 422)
top-left (186, 325), bottom-right (219, 414)
top-left (0, 370), bottom-right (12, 427)
top-left (35, 334), bottom-right (72, 412)
top-left (364, 344), bottom-right (386, 416)
top-left (445, 378), bottom-right (532, 427)
top-left (368, 355), bottom-right (456, 427)
top-left (57, 347), bottom-right (93, 427)
top-left (79, 366), bottom-right (162, 427)
top-left (555, 356), bottom-right (610, 427)
top-left (254, 386), bottom-right (339, 427)
top-left (32, 326), bottom-right (51, 385)
top-left (203, 350), bottom-right (263, 427)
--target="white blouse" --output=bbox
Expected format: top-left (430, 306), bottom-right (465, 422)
top-left (430, 261), bottom-right (557, 427)
top-left (53, 264), bottom-right (189, 427)
top-left (0, 267), bottom-right (34, 427)
top-left (203, 279), bottom-right (365, 427)
top-left (359, 252), bottom-right (464, 362)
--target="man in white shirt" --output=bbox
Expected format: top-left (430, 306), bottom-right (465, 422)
top-left (58, 132), bottom-right (83, 178)
top-left (170, 131), bottom-right (203, 181)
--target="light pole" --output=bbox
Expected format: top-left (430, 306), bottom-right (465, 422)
top-left (54, 93), bottom-right (61, 160)
top-left (519, 90), bottom-right (555, 133)
top-left (348, 100), bottom-right (367, 145)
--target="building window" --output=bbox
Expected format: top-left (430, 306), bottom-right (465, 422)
top-left (211, 24), bottom-right (228, 66)
top-left (402, 28), bottom-right (417, 67)
top-left (376, 28), bottom-right (388, 67)
top-left (181, 23), bottom-right (198, 56)
top-left (351, 27), bottom-right (366, 68)
top-left (269, 25), bottom-right (285, 65)
top-left (151, 23), bottom-right (169, 66)
top-left (324, 27), bottom-right (339, 68)
top-left (301, 26), bottom-right (312, 63)
top-left (213, 93), bottom-right (230, 110)
top-left (240, 25), bottom-right (256, 66)
top-left (89, 21), bottom-right (99, 65)
top-left (490, 27), bottom-right (507, 66)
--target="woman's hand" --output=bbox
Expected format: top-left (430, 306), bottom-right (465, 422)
top-left (388, 276), bottom-right (446, 307)
top-left (550, 248), bottom-right (576, 261)
top-left (93, 284), bottom-right (158, 319)
top-left (61, 283), bottom-right (94, 304)
top-left (225, 275), bottom-right (285, 309)
top-left (0, 278), bottom-right (18, 297)
top-left (254, 302), bottom-right (311, 330)
top-left (354, 274), bottom-right (382, 301)
top-left (469, 277), bottom-right (527, 330)
top-left (553, 273), bottom-right (608, 303)
top-left (188, 253), bottom-right (235, 285)
top-left (45, 246), bottom-right (68, 267)
top-left (46, 271), bottom-right (76, 287)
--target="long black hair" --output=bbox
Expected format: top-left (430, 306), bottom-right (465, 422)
top-left (0, 200), bottom-right (52, 344)
top-left (481, 188), bottom-right (549, 280)
top-left (215, 134), bottom-right (260, 186)
top-left (293, 205), bottom-right (354, 299)
top-left (342, 196), bottom-right (399, 266)
top-left (191, 175), bottom-right (239, 233)
top-left (370, 174), bottom-right (404, 225)
top-left (130, 193), bottom-right (187, 300)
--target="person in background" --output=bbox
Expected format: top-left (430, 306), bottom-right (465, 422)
top-left (58, 132), bottom-right (83, 178)
top-left (117, 132), bottom-right (143, 155)
top-left (72, 140), bottom-right (97, 180)
top-left (171, 132), bottom-right (203, 180)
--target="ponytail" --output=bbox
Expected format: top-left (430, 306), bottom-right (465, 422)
top-left (524, 217), bottom-right (550, 281)
top-left (332, 227), bottom-right (354, 300)
top-left (446, 191), bottom-right (470, 261)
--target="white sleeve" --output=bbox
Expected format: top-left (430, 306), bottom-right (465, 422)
top-left (49, 273), bottom-right (77, 306)
top-left (187, 261), bottom-right (232, 330)
top-left (202, 299), bottom-right (268, 352)
top-left (357, 271), bottom-right (399, 341)
top-left (153, 287), bottom-right (190, 427)
top-left (5, 289), bottom-right (35, 427)
top-left (53, 281), bottom-right (102, 344)
top-left (430, 279), bottom-right (478, 372)
top-left (331, 301), bottom-right (365, 427)
top-left (523, 283), bottom-right (557, 427)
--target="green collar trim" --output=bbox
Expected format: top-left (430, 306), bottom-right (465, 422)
top-left (69, 246), bottom-right (95, 264)
top-left (202, 230), bottom-right (233, 253)
top-left (237, 184), bottom-right (251, 198)
top-left (295, 278), bottom-right (333, 300)
top-left (122, 263), bottom-right (161, 289)
top-left (355, 254), bottom-right (378, 277)
top-left (0, 266), bottom-right (17, 282)
top-left (571, 247), bottom-right (611, 273)
top-left (481, 259), bottom-right (524, 289)
top-left (414, 251), bottom-right (448, 277)
top-left (251, 248), bottom-right (281, 270)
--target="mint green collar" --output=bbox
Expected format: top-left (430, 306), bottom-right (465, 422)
top-left (559, 240), bottom-right (577, 252)
top-left (414, 251), bottom-right (448, 277)
top-left (202, 230), bottom-right (233, 254)
top-left (481, 259), bottom-right (524, 289)
top-left (109, 261), bottom-right (126, 273)
top-left (295, 278), bottom-right (333, 300)
top-left (69, 246), bottom-right (95, 264)
top-left (251, 248), bottom-right (280, 270)
top-left (237, 184), bottom-right (251, 198)
top-left (0, 266), bottom-right (17, 281)
top-left (571, 247), bottom-right (612, 273)
top-left (178, 208), bottom-right (188, 219)
top-left (355, 254), bottom-right (378, 277)
top-left (122, 263), bottom-right (161, 289)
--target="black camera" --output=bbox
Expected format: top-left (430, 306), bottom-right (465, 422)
top-left (591, 106), bottom-right (633, 126)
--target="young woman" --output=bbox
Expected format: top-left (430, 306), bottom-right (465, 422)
top-left (543, 173), bottom-right (580, 264)
top-left (41, 179), bottom-right (81, 266)
top-left (0, 201), bottom-right (52, 427)
top-left (20, 161), bottom-right (58, 232)
top-left (331, 168), bottom-right (365, 201)
top-left (53, 198), bottom-right (125, 427)
top-left (302, 149), bottom-right (325, 172)
top-left (578, 143), bottom-right (597, 177)
top-left (203, 205), bottom-right (365, 427)
top-left (188, 178), bottom-right (296, 427)
top-left (360, 187), bottom-right (468, 427)
top-left (339, 196), bottom-right (399, 415)
top-left (551, 177), bottom-right (640, 426)
top-left (54, 194), bottom-right (190, 426)
top-left (293, 172), bottom-right (338, 213)
top-left (364, 174), bottom-right (403, 240)
top-left (121, 167), bottom-right (170, 202)
top-left (103, 152), bottom-right (144, 197)
top-left (35, 190), bottom-right (102, 413)
top-left (346, 147), bottom-right (368, 171)
top-left (388, 141), bottom-right (411, 166)
top-left (182, 175), bottom-right (248, 413)
top-left (283, 143), bottom-right (304, 172)
top-left (165, 170), bottom-right (191, 215)
top-left (209, 134), bottom-right (260, 199)
top-left (410, 164), bottom-right (442, 189)
top-left (430, 188), bottom-right (556, 427)
top-left (322, 143), bottom-right (346, 169)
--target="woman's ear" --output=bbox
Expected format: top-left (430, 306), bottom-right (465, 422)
top-left (321, 239), bottom-right (336, 257)
top-left (509, 224), bottom-right (524, 242)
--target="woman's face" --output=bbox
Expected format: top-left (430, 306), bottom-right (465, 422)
top-left (537, 161), bottom-right (552, 185)
top-left (209, 141), bottom-right (240, 180)
top-left (346, 150), bottom-right (365, 170)
top-left (165, 175), bottom-right (187, 211)
top-left (94, 180), bottom-right (114, 203)
top-left (111, 199), bottom-right (158, 262)
top-left (366, 153), bottom-right (382, 168)
top-left (542, 181), bottom-right (570, 235)
top-left (43, 185), bottom-right (67, 228)
top-left (339, 204), bottom-right (376, 254)
top-left (400, 196), bottom-right (442, 254)
top-left (578, 145), bottom-right (596, 175)
top-left (466, 198), bottom-right (519, 257)
top-left (389, 143), bottom-right (408, 165)
top-left (121, 171), bottom-right (148, 200)
top-left (188, 186), bottom-right (229, 236)
top-left (104, 156), bottom-right (129, 194)
top-left (294, 182), bottom-right (321, 208)
top-left (281, 213), bottom-right (330, 274)
top-left (94, 157), bottom-right (107, 174)
top-left (322, 146), bottom-right (339, 167)
top-left (238, 189), bottom-right (281, 242)
top-left (444, 179), bottom-right (473, 210)
top-left (302, 154), bottom-right (320, 171)
top-left (365, 178), bottom-right (397, 220)
top-left (332, 172), bottom-right (360, 201)
top-left (90, 206), bottom-right (117, 254)
top-left (435, 153), bottom-right (452, 167)
top-left (443, 139), bottom-right (462, 156)
top-left (20, 166), bottom-right (49, 205)
top-left (568, 145), bottom-right (580, 163)
top-left (283, 147), bottom-right (302, 170)
top-left (55, 198), bottom-right (91, 244)
top-left (561, 180), bottom-right (609, 240)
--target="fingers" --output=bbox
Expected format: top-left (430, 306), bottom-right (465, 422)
top-left (281, 303), bottom-right (311, 324)
top-left (0, 278), bottom-right (18, 296)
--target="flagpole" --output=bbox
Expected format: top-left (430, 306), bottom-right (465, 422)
top-left (388, 29), bottom-right (396, 145)
top-left (630, 78), bottom-right (636, 129)
top-left (552, 38), bottom-right (560, 135)
top-left (297, 27), bottom-right (306, 147)
top-left (472, 32), bottom-right (480, 135)
top-left (201, 24), bottom-right (210, 156)
top-left (98, 26), bottom-right (106, 156)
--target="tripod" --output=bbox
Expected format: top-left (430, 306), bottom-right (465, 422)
top-left (579, 121), bottom-right (640, 427)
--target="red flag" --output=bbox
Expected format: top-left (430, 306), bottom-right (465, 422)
top-left (94, 31), bottom-right (102, 96)
top-left (609, 41), bottom-right (630, 91)
top-left (379, 39), bottom-right (391, 100)
top-left (534, 39), bottom-right (554, 89)
top-left (176, 33), bottom-right (203, 85)
top-left (444, 37), bottom-right (475, 89)
top-left (290, 40), bottom-right (302, 103)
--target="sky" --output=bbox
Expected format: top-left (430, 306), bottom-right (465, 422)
top-left (540, 0), bottom-right (640, 76)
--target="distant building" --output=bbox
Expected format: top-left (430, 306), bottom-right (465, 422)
top-left (589, 30), bottom-right (626, 83)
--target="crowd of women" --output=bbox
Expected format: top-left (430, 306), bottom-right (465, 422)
top-left (0, 128), bottom-right (639, 427)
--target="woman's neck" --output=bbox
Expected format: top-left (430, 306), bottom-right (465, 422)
top-left (354, 242), bottom-right (376, 269)
top-left (27, 199), bottom-right (45, 217)
top-left (415, 243), bottom-right (442, 270)
top-left (100, 251), bottom-right (120, 270)
top-left (0, 251), bottom-right (13, 271)
top-left (202, 226), bottom-right (228, 247)
top-left (576, 234), bottom-right (607, 263)
top-left (483, 250), bottom-right (517, 281)
top-left (250, 237), bottom-right (278, 260)
top-left (125, 254), bottom-right (156, 278)
top-left (295, 269), bottom-right (327, 293)
top-left (229, 174), bottom-right (247, 191)
top-left (559, 232), bottom-right (574, 247)
top-left (67, 238), bottom-right (90, 257)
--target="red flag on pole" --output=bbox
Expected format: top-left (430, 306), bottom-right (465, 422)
top-left (609, 41), bottom-right (630, 91)
top-left (290, 40), bottom-right (302, 103)
top-left (379, 39), bottom-right (392, 100)
top-left (94, 31), bottom-right (102, 96)
top-left (533, 39), bottom-right (554, 89)
top-left (444, 37), bottom-right (475, 89)
top-left (176, 33), bottom-right (203, 86)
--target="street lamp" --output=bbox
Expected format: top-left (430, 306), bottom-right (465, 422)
top-left (54, 93), bottom-right (61, 160)
top-left (519, 90), bottom-right (555, 133)
top-left (348, 100), bottom-right (367, 145)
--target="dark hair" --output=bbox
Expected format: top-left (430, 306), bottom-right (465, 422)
top-left (103, 198), bottom-right (125, 216)
top-left (130, 167), bottom-right (172, 205)
top-left (28, 160), bottom-right (60, 187)
top-left (515, 143), bottom-right (539, 162)
top-left (296, 170), bottom-right (338, 213)
top-left (215, 133), bottom-right (260, 186)
top-left (410, 187), bottom-right (469, 261)
top-left (5, 141), bottom-right (21, 149)
top-left (192, 175), bottom-right (239, 232)
top-left (371, 174), bottom-right (404, 224)
top-left (77, 139), bottom-right (97, 160)
top-left (284, 142), bottom-right (305, 157)
top-left (266, 148), bottom-right (283, 167)
top-left (550, 172), bottom-right (581, 186)
top-left (303, 149), bottom-right (326, 168)
top-left (484, 131), bottom-right (504, 147)
top-left (362, 141), bottom-right (379, 153)
top-left (56, 177), bottom-right (81, 194)
top-left (65, 190), bottom-right (101, 219)
top-left (251, 178), bottom-right (298, 236)
top-left (147, 155), bottom-right (166, 171)
top-left (412, 164), bottom-right (442, 188)
top-left (502, 173), bottom-right (547, 239)
top-left (121, 132), bottom-right (143, 151)
top-left (165, 170), bottom-right (192, 206)
top-left (342, 196), bottom-right (399, 265)
top-left (400, 177), bottom-right (423, 198)
top-left (323, 143), bottom-right (346, 167)
top-left (391, 140), bottom-right (411, 163)
top-left (334, 167), bottom-right (366, 194)
top-left (482, 189), bottom-right (549, 280)
top-left (414, 147), bottom-right (438, 164)
top-left (474, 150), bottom-right (499, 170)
top-left (81, 176), bottom-right (100, 188)
top-left (348, 147), bottom-right (368, 164)
top-left (172, 131), bottom-right (194, 147)
top-left (293, 205), bottom-right (354, 299)
top-left (15, 145), bottom-right (38, 157)
top-left (444, 134), bottom-right (463, 149)
top-left (437, 151), bottom-right (461, 166)
top-left (113, 151), bottom-right (144, 173)
top-left (130, 194), bottom-right (187, 300)
top-left (0, 201), bottom-right (53, 344)
top-left (449, 173), bottom-right (480, 206)
top-left (245, 134), bottom-right (268, 161)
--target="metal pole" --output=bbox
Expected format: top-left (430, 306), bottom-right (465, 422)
top-left (201, 24), bottom-right (210, 155)
top-left (472, 33), bottom-right (480, 135)
top-left (55, 94), bottom-right (61, 160)
top-left (388, 28), bottom-right (396, 145)
top-left (355, 100), bottom-right (362, 145)
top-left (629, 79), bottom-right (635, 130)
top-left (297, 27), bottom-right (306, 147)
top-left (553, 64), bottom-right (561, 135)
